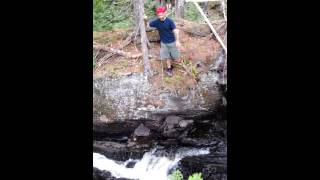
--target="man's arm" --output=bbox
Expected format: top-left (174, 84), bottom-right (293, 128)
top-left (144, 15), bottom-right (157, 30)
top-left (173, 29), bottom-right (179, 42)
top-left (173, 29), bottom-right (181, 49)
top-left (143, 15), bottom-right (150, 29)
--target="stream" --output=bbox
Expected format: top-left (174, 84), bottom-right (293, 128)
top-left (93, 92), bottom-right (227, 180)
top-left (93, 147), bottom-right (210, 180)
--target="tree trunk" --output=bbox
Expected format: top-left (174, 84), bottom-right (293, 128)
top-left (137, 0), bottom-right (152, 78)
top-left (133, 0), bottom-right (140, 39)
top-left (175, 0), bottom-right (185, 18)
top-left (221, 0), bottom-right (227, 21)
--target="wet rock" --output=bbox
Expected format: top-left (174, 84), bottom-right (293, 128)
top-left (215, 120), bottom-right (227, 131)
top-left (178, 153), bottom-right (227, 180)
top-left (125, 161), bottom-right (137, 168)
top-left (180, 137), bottom-right (218, 147)
top-left (93, 167), bottom-right (135, 180)
top-left (163, 129), bottom-right (181, 138)
top-left (134, 124), bottom-right (150, 137)
top-left (179, 120), bottom-right (194, 128)
top-left (99, 115), bottom-right (111, 123)
top-left (93, 121), bottom-right (140, 140)
top-left (93, 141), bottom-right (150, 161)
top-left (93, 167), bottom-right (111, 180)
top-left (127, 140), bottom-right (137, 147)
top-left (143, 120), bottom-right (163, 132)
top-left (161, 115), bottom-right (184, 138)
top-left (158, 138), bottom-right (180, 146)
top-left (165, 115), bottom-right (183, 125)
top-left (148, 114), bottom-right (166, 121)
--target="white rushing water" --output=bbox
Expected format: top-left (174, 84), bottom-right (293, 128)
top-left (93, 147), bottom-right (210, 180)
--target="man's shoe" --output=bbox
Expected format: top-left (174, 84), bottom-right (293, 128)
top-left (166, 68), bottom-right (173, 77)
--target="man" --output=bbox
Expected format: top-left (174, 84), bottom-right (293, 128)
top-left (145, 6), bottom-right (181, 76)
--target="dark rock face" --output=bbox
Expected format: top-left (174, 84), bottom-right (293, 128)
top-left (179, 137), bottom-right (218, 147)
top-left (178, 153), bottom-right (227, 180)
top-left (179, 120), bottom-right (193, 128)
top-left (161, 115), bottom-right (185, 138)
top-left (93, 121), bottom-right (139, 140)
top-left (125, 161), bottom-right (137, 168)
top-left (93, 141), bottom-right (150, 161)
top-left (165, 115), bottom-right (183, 125)
top-left (93, 168), bottom-right (135, 180)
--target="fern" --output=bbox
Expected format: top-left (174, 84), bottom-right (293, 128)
top-left (188, 172), bottom-right (203, 180)
top-left (168, 170), bottom-right (183, 180)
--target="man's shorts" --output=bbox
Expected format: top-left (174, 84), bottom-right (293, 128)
top-left (160, 41), bottom-right (180, 60)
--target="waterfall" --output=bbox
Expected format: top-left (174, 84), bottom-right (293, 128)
top-left (93, 147), bottom-right (210, 180)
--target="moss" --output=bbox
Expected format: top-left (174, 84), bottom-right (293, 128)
top-left (119, 60), bottom-right (129, 67)
top-left (106, 65), bottom-right (120, 78)
top-left (93, 31), bottom-right (104, 39)
top-left (164, 76), bottom-right (173, 84)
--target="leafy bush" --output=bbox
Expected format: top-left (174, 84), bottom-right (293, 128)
top-left (168, 170), bottom-right (204, 180)
top-left (188, 173), bottom-right (203, 180)
top-left (182, 59), bottom-right (199, 79)
top-left (184, 3), bottom-right (201, 22)
top-left (168, 170), bottom-right (183, 180)
top-left (93, 0), bottom-right (132, 31)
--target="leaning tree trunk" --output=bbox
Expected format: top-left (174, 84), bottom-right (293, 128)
top-left (175, 0), bottom-right (185, 18)
top-left (136, 0), bottom-right (152, 78)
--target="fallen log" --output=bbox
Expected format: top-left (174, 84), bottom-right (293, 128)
top-left (94, 28), bottom-right (139, 67)
top-left (175, 18), bottom-right (211, 37)
top-left (93, 44), bottom-right (142, 59)
top-left (175, 18), bottom-right (225, 37)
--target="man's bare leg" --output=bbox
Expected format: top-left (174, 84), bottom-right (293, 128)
top-left (166, 59), bottom-right (172, 69)
top-left (165, 59), bottom-right (173, 76)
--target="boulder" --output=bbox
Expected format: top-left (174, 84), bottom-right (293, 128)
top-left (134, 124), bottom-right (151, 137)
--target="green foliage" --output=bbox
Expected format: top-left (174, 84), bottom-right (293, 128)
top-left (93, 0), bottom-right (132, 31)
top-left (93, 57), bottom-right (96, 69)
top-left (164, 76), bottom-right (172, 83)
top-left (185, 3), bottom-right (201, 22)
top-left (168, 170), bottom-right (203, 180)
top-left (112, 19), bottom-right (132, 29)
top-left (191, 66), bottom-right (199, 78)
top-left (188, 173), bottom-right (203, 180)
top-left (168, 170), bottom-right (183, 180)
top-left (144, 0), bottom-right (157, 17)
top-left (164, 74), bottom-right (183, 84)
top-left (182, 59), bottom-right (191, 66)
top-left (119, 60), bottom-right (129, 67)
top-left (93, 0), bottom-right (204, 31)
top-left (182, 59), bottom-right (199, 79)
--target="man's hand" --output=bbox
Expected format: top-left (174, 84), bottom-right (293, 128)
top-left (143, 15), bottom-right (148, 20)
top-left (176, 41), bottom-right (182, 49)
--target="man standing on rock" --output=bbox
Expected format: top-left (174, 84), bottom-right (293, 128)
top-left (144, 6), bottom-right (181, 77)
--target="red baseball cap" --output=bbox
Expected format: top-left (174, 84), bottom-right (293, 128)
top-left (156, 6), bottom-right (166, 15)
